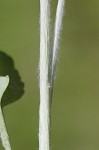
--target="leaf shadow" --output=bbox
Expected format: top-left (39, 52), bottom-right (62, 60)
top-left (0, 51), bottom-right (24, 107)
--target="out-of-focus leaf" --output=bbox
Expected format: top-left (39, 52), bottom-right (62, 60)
top-left (0, 51), bottom-right (24, 107)
top-left (0, 76), bottom-right (9, 102)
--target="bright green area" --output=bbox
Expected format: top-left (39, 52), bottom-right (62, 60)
top-left (0, 0), bottom-right (99, 150)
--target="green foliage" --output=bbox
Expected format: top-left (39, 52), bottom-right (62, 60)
top-left (0, 51), bottom-right (24, 107)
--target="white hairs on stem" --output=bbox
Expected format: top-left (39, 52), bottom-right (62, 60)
top-left (51, 0), bottom-right (65, 80)
top-left (39, 0), bottom-right (65, 150)
top-left (39, 0), bottom-right (50, 150)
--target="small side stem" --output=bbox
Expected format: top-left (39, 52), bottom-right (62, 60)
top-left (51, 0), bottom-right (65, 83)
top-left (0, 107), bottom-right (12, 150)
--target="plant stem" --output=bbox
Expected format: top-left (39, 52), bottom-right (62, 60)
top-left (39, 0), bottom-right (50, 150)
top-left (39, 0), bottom-right (65, 150)
top-left (0, 107), bottom-right (12, 150)
top-left (0, 76), bottom-right (12, 150)
top-left (51, 0), bottom-right (65, 84)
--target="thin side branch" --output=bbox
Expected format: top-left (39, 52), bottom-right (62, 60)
top-left (51, 0), bottom-right (65, 84)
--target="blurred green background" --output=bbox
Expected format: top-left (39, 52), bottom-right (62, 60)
top-left (0, 0), bottom-right (99, 150)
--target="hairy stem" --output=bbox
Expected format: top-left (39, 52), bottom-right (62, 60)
top-left (39, 0), bottom-right (65, 150)
top-left (51, 0), bottom-right (65, 84)
top-left (39, 0), bottom-right (51, 150)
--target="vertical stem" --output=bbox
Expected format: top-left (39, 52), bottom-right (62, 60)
top-left (0, 107), bottom-right (12, 150)
top-left (39, 0), bottom-right (65, 150)
top-left (39, 0), bottom-right (50, 150)
top-left (51, 0), bottom-right (65, 83)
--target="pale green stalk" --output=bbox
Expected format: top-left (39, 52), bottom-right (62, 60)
top-left (0, 76), bottom-right (12, 150)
